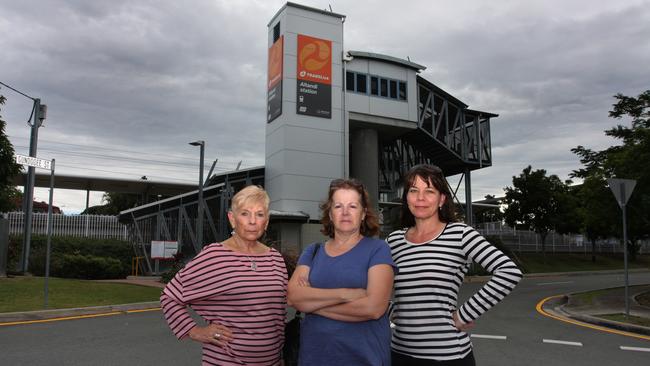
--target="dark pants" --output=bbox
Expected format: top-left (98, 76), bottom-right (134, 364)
top-left (391, 350), bottom-right (476, 366)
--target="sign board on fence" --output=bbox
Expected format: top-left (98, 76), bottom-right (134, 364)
top-left (151, 241), bottom-right (178, 259)
top-left (15, 154), bottom-right (52, 170)
top-left (607, 178), bottom-right (636, 208)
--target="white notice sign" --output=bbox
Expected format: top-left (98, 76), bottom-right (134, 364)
top-left (15, 154), bottom-right (52, 170)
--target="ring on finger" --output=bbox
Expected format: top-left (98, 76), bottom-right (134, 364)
top-left (214, 332), bottom-right (221, 339)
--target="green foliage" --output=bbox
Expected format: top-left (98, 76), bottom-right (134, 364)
top-left (473, 195), bottom-right (504, 224)
top-left (160, 252), bottom-right (186, 284)
top-left (0, 91), bottom-right (23, 212)
top-left (54, 254), bottom-right (124, 280)
top-left (8, 235), bottom-right (133, 279)
top-left (503, 166), bottom-right (579, 256)
top-left (82, 192), bottom-right (142, 215)
top-left (571, 90), bottom-right (650, 260)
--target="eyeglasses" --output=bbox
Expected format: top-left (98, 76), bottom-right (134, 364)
top-left (329, 178), bottom-right (365, 191)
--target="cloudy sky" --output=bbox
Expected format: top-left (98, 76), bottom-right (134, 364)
top-left (1, 0), bottom-right (649, 213)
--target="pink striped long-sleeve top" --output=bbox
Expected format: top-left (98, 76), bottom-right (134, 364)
top-left (160, 243), bottom-right (288, 365)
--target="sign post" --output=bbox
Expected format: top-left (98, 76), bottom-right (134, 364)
top-left (15, 154), bottom-right (55, 308)
top-left (607, 178), bottom-right (636, 318)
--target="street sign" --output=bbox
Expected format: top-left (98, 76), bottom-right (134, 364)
top-left (607, 178), bottom-right (636, 208)
top-left (15, 154), bottom-right (52, 170)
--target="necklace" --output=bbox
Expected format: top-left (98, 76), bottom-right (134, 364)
top-left (246, 256), bottom-right (257, 271)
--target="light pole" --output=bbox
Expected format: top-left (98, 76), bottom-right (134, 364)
top-left (0, 81), bottom-right (47, 273)
top-left (189, 140), bottom-right (205, 250)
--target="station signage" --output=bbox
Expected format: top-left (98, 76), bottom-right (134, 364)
top-left (267, 35), bottom-right (284, 123)
top-left (296, 34), bottom-right (332, 119)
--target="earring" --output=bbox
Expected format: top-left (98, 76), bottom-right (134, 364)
top-left (231, 230), bottom-right (235, 236)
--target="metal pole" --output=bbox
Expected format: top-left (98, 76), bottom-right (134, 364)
top-left (622, 202), bottom-right (629, 318)
top-left (197, 143), bottom-right (205, 248)
top-left (44, 159), bottom-right (55, 309)
top-left (20, 98), bottom-right (41, 273)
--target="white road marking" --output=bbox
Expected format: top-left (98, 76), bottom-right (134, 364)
top-left (620, 346), bottom-right (650, 352)
top-left (471, 334), bottom-right (507, 340)
top-left (537, 281), bottom-right (574, 286)
top-left (543, 339), bottom-right (583, 346)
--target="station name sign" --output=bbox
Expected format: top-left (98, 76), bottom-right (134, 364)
top-left (296, 34), bottom-right (332, 119)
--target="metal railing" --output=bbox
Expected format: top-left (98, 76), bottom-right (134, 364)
top-left (474, 221), bottom-right (650, 254)
top-left (3, 211), bottom-right (128, 240)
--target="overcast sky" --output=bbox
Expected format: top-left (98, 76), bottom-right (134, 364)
top-left (1, 0), bottom-right (649, 214)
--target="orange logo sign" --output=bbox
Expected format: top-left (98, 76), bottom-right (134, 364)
top-left (297, 34), bottom-right (332, 85)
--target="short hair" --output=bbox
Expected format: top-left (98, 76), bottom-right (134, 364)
top-left (230, 185), bottom-right (270, 213)
top-left (400, 164), bottom-right (457, 227)
top-left (320, 178), bottom-right (380, 238)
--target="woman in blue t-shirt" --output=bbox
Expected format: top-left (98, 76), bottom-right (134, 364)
top-left (287, 178), bottom-right (396, 366)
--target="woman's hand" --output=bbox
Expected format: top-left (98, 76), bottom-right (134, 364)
top-left (188, 323), bottom-right (234, 347)
top-left (452, 311), bottom-right (475, 332)
top-left (295, 276), bottom-right (365, 302)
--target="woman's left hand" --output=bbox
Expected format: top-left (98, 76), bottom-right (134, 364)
top-left (452, 310), bottom-right (475, 332)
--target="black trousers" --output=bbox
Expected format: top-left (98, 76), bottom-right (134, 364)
top-left (391, 350), bottom-right (476, 366)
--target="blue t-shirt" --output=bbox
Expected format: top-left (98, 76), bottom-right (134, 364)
top-left (297, 237), bottom-right (396, 366)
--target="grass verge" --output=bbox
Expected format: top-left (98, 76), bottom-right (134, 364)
top-left (517, 253), bottom-right (650, 273)
top-left (597, 313), bottom-right (650, 328)
top-left (0, 276), bottom-right (162, 313)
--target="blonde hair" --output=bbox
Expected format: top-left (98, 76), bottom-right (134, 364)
top-left (230, 185), bottom-right (270, 213)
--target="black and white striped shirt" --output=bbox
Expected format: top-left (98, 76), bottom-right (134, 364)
top-left (387, 222), bottom-right (522, 360)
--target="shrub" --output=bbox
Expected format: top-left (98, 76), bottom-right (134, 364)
top-left (55, 254), bottom-right (124, 280)
top-left (8, 235), bottom-right (132, 279)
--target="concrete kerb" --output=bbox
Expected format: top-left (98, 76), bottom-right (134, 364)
top-left (0, 301), bottom-right (161, 324)
top-left (542, 288), bottom-right (650, 336)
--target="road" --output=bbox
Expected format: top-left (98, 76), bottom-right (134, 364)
top-left (1, 273), bottom-right (649, 365)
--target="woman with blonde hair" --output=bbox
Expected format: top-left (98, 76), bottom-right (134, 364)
top-left (161, 185), bottom-right (287, 366)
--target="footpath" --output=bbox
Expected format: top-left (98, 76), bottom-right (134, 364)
top-left (2, 272), bottom-right (650, 337)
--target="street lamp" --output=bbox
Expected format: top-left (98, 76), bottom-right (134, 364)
top-left (0, 81), bottom-right (47, 273)
top-left (189, 140), bottom-right (205, 250)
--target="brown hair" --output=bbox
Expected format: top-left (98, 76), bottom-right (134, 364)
top-left (320, 178), bottom-right (380, 238)
top-left (400, 164), bottom-right (457, 227)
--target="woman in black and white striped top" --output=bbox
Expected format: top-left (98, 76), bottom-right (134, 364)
top-left (387, 164), bottom-right (522, 366)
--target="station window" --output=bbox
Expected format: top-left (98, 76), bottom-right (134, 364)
top-left (346, 71), bottom-right (355, 91)
top-left (356, 74), bottom-right (367, 93)
top-left (398, 81), bottom-right (407, 100)
top-left (380, 79), bottom-right (388, 97)
top-left (345, 71), bottom-right (407, 101)
top-left (370, 77), bottom-right (379, 95)
top-left (273, 23), bottom-right (280, 42)
top-left (389, 80), bottom-right (397, 99)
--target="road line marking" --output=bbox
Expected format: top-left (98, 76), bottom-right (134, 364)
top-left (471, 334), bottom-right (507, 340)
top-left (620, 346), bottom-right (650, 352)
top-left (0, 312), bottom-right (122, 327)
top-left (535, 295), bottom-right (650, 342)
top-left (126, 308), bottom-right (161, 314)
top-left (543, 339), bottom-right (583, 346)
top-left (537, 281), bottom-right (573, 286)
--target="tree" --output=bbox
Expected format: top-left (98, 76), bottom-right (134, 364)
top-left (572, 90), bottom-right (650, 260)
top-left (574, 176), bottom-right (617, 262)
top-left (473, 194), bottom-right (504, 224)
top-left (503, 165), bottom-right (577, 259)
top-left (0, 90), bottom-right (22, 212)
top-left (82, 192), bottom-right (141, 215)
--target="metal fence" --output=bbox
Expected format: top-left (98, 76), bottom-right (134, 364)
top-left (474, 221), bottom-right (650, 254)
top-left (3, 211), bottom-right (128, 240)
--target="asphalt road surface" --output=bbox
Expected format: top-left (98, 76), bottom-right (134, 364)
top-left (1, 272), bottom-right (649, 365)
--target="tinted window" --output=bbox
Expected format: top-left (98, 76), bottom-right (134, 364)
top-left (380, 79), bottom-right (388, 97)
top-left (370, 77), bottom-right (379, 95)
top-left (398, 82), bottom-right (407, 100)
top-left (389, 80), bottom-right (397, 99)
top-left (356, 74), bottom-right (367, 93)
top-left (273, 23), bottom-right (280, 42)
top-left (346, 72), bottom-right (355, 91)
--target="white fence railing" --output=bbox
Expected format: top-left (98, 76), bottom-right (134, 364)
top-left (3, 212), bottom-right (128, 240)
top-left (474, 221), bottom-right (650, 254)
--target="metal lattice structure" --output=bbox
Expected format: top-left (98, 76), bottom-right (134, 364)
top-left (119, 167), bottom-right (264, 274)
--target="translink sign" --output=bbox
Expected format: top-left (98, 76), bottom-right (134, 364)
top-left (15, 154), bottom-right (52, 170)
